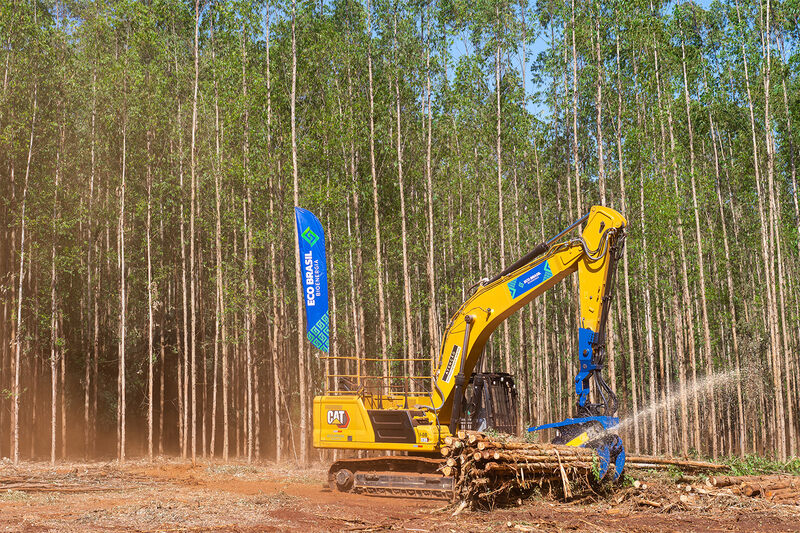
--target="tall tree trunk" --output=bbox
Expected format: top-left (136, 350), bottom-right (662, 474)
top-left (324, 148), bottom-right (337, 400)
top-left (93, 174), bottom-right (102, 458)
top-left (777, 72), bottom-right (797, 453)
top-left (570, 0), bottom-right (581, 216)
top-left (533, 140), bottom-right (551, 426)
top-left (118, 66), bottom-right (128, 463)
top-left (394, 11), bottom-right (414, 392)
top-left (423, 8), bottom-right (437, 370)
top-left (658, 43), bottom-right (700, 453)
top-left (760, 0), bottom-right (788, 459)
top-left (244, 199), bottom-right (254, 463)
top-left (198, 249), bottom-right (207, 458)
top-left (366, 0), bottom-right (388, 378)
top-left (670, 265), bottom-right (690, 456)
top-left (59, 311), bottom-right (65, 459)
top-left (344, 63), bottom-right (366, 378)
top-left (594, 11), bottom-right (605, 205)
top-left (210, 19), bottom-right (222, 460)
top-left (512, 160), bottom-right (527, 433)
top-left (266, 3), bottom-right (280, 463)
top-left (781, 66), bottom-right (798, 244)
top-left (345, 199), bottom-right (360, 382)
top-left (290, 0), bottom-right (308, 464)
top-left (50, 111), bottom-right (63, 465)
top-left (146, 126), bottom-right (154, 461)
top-left (658, 297), bottom-right (674, 454)
top-left (84, 64), bottom-right (96, 460)
top-left (176, 50), bottom-right (188, 459)
top-left (159, 214), bottom-right (166, 456)
top-left (735, 0), bottom-right (782, 458)
top-left (615, 32), bottom-right (638, 452)
top-left (631, 52), bottom-right (655, 452)
top-left (495, 3), bottom-right (511, 374)
top-left (680, 30), bottom-right (717, 458)
top-left (189, 0), bottom-right (200, 464)
top-left (13, 84), bottom-right (35, 464)
top-left (241, 21), bottom-right (254, 464)
top-left (709, 116), bottom-right (745, 455)
top-left (0, 32), bottom-right (9, 460)
top-left (516, 0), bottom-right (529, 433)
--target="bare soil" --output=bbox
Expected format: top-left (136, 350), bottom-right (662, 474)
top-left (1, 458), bottom-right (798, 532)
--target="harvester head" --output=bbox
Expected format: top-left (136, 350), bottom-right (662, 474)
top-left (529, 416), bottom-right (626, 481)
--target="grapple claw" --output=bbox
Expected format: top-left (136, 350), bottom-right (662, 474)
top-left (590, 433), bottom-right (626, 481)
top-left (528, 415), bottom-right (625, 481)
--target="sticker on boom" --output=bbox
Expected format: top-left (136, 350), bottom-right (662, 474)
top-left (327, 409), bottom-right (350, 428)
top-left (442, 344), bottom-right (461, 383)
top-left (507, 260), bottom-right (553, 299)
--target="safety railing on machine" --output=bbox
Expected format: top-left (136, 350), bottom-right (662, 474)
top-left (318, 353), bottom-right (437, 398)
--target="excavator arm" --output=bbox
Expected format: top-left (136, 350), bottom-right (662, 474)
top-left (433, 206), bottom-right (626, 431)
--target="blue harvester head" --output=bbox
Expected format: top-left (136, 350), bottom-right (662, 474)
top-left (528, 416), bottom-right (626, 481)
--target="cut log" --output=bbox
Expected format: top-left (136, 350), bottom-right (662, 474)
top-left (772, 492), bottom-right (800, 505)
top-left (766, 487), bottom-right (800, 501)
top-left (742, 484), bottom-right (761, 497)
top-left (710, 475), bottom-right (740, 487)
top-left (625, 455), bottom-right (727, 471)
top-left (634, 497), bottom-right (661, 507)
top-left (710, 474), bottom-right (791, 487)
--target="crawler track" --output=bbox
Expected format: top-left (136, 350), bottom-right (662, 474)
top-left (327, 455), bottom-right (454, 499)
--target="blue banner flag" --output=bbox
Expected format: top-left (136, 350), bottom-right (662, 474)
top-left (294, 207), bottom-right (330, 352)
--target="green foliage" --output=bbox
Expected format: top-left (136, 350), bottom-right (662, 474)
top-left (666, 465), bottom-right (685, 480)
top-left (724, 455), bottom-right (800, 476)
top-left (592, 455), bottom-right (601, 482)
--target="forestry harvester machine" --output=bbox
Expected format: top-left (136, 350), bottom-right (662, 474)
top-left (313, 206), bottom-right (627, 497)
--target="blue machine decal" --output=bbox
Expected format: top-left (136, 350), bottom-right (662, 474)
top-left (507, 260), bottom-right (553, 299)
top-left (295, 207), bottom-right (330, 352)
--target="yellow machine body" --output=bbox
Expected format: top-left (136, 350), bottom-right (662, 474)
top-left (313, 395), bottom-right (443, 452)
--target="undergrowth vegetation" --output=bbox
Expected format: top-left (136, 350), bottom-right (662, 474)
top-left (723, 455), bottom-right (800, 476)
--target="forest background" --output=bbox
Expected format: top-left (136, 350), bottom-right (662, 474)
top-left (0, 0), bottom-right (798, 467)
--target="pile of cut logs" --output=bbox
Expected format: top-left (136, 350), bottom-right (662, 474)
top-left (439, 432), bottom-right (599, 507)
top-left (710, 474), bottom-right (800, 504)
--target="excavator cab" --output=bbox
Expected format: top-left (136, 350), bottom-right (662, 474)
top-left (459, 373), bottom-right (518, 434)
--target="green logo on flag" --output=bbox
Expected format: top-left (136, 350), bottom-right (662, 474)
top-left (302, 227), bottom-right (319, 246)
top-left (307, 312), bottom-right (330, 351)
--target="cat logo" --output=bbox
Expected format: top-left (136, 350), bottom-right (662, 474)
top-left (327, 409), bottom-right (350, 429)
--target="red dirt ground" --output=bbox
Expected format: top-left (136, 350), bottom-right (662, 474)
top-left (1, 459), bottom-right (798, 532)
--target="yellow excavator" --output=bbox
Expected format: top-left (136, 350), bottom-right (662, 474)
top-left (313, 205), bottom-right (627, 497)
